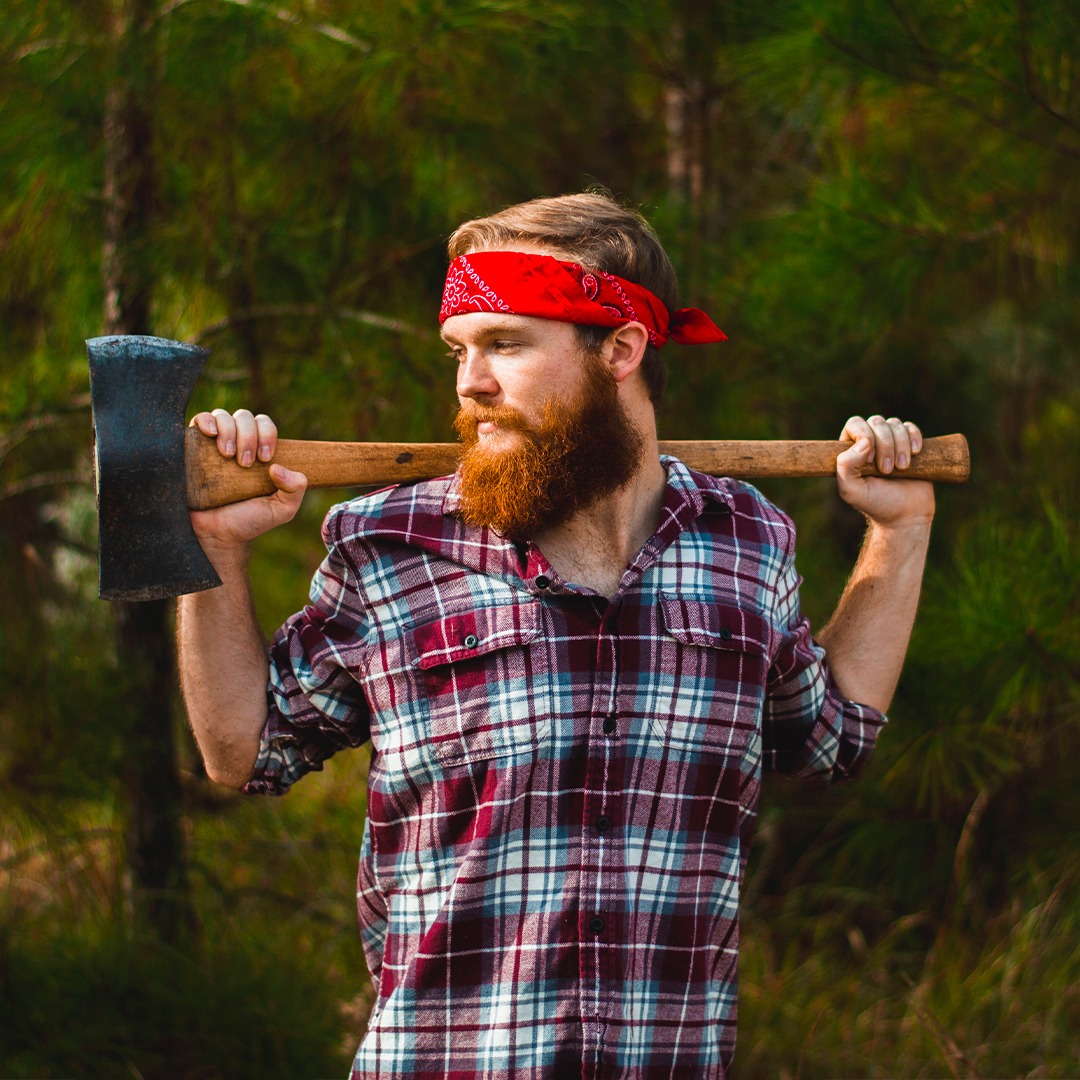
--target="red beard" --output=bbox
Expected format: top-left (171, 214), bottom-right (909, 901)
top-left (452, 352), bottom-right (645, 538)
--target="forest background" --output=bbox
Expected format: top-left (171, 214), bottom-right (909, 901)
top-left (1, 1), bottom-right (1078, 1077)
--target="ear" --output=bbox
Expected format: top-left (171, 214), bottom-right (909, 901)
top-left (604, 322), bottom-right (650, 385)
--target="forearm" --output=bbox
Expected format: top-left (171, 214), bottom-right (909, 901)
top-left (816, 516), bottom-right (932, 714)
top-left (177, 544), bottom-right (271, 788)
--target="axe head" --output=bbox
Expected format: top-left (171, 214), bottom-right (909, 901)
top-left (88, 334), bottom-right (222, 601)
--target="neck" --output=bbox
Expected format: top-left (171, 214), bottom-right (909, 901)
top-left (531, 414), bottom-right (666, 601)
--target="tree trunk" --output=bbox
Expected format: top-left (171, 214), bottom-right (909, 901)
top-left (102, 0), bottom-right (195, 945)
top-left (663, 0), bottom-right (735, 270)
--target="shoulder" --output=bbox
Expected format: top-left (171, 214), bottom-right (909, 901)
top-left (320, 475), bottom-right (459, 548)
top-left (669, 457), bottom-right (797, 558)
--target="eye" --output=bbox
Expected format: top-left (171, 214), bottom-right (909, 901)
top-left (445, 345), bottom-right (464, 362)
top-left (493, 340), bottom-right (521, 353)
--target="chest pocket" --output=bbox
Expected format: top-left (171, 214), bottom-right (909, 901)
top-left (652, 594), bottom-right (771, 757)
top-left (411, 601), bottom-right (553, 766)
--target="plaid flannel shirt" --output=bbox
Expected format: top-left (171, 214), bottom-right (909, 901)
top-left (244, 457), bottom-right (886, 1079)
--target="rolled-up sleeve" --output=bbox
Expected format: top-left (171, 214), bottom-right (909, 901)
top-left (763, 545), bottom-right (887, 783)
top-left (244, 516), bottom-right (372, 796)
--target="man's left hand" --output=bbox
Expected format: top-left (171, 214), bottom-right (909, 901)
top-left (836, 415), bottom-right (936, 526)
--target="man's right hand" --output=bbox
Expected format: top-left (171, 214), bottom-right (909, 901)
top-left (188, 409), bottom-right (308, 555)
top-left (180, 408), bottom-right (304, 787)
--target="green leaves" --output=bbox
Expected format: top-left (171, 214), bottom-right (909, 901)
top-left (899, 496), bottom-right (1080, 811)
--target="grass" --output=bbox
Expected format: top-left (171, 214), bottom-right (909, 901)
top-left (1, 931), bottom-right (351, 1079)
top-left (737, 864), bottom-right (1080, 1078)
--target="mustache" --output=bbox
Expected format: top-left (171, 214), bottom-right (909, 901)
top-left (454, 402), bottom-right (533, 435)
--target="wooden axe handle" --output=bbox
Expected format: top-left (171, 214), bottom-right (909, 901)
top-left (185, 428), bottom-right (970, 511)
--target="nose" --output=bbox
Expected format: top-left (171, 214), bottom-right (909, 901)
top-left (456, 348), bottom-right (500, 402)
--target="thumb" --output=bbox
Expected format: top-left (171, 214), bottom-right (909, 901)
top-left (266, 464), bottom-right (308, 524)
top-left (269, 463), bottom-right (307, 495)
top-left (836, 436), bottom-right (873, 483)
top-left (833, 434), bottom-right (876, 494)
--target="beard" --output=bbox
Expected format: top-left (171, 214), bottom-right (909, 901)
top-left (452, 351), bottom-right (646, 538)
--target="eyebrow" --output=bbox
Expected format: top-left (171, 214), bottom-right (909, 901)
top-left (439, 318), bottom-right (535, 345)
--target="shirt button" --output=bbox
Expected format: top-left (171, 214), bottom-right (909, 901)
top-left (595, 815), bottom-right (610, 834)
top-left (602, 716), bottom-right (616, 735)
top-left (535, 574), bottom-right (551, 590)
top-left (719, 626), bottom-right (733, 640)
top-left (589, 915), bottom-right (606, 934)
top-left (464, 633), bottom-right (479, 648)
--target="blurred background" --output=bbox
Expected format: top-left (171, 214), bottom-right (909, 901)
top-left (1, 1), bottom-right (1078, 1076)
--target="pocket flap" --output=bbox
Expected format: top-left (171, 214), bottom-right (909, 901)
top-left (412, 602), bottom-right (543, 670)
top-left (660, 594), bottom-right (770, 654)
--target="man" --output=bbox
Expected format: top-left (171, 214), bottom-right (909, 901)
top-left (179, 192), bottom-right (934, 1078)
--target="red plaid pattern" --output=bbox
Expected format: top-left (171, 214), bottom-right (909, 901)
top-left (244, 458), bottom-right (886, 1078)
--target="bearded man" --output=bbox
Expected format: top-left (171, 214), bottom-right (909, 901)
top-left (179, 192), bottom-right (934, 1079)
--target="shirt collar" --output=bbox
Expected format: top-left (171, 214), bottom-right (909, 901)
top-left (658, 454), bottom-right (736, 515)
top-left (346, 456), bottom-right (736, 598)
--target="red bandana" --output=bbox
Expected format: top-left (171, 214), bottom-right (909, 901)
top-left (439, 251), bottom-right (726, 347)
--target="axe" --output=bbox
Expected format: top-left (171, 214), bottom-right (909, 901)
top-left (87, 334), bottom-right (970, 602)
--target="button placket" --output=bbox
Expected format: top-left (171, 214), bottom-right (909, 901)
top-left (580, 601), bottom-right (622, 1032)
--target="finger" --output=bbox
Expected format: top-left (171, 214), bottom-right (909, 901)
top-left (905, 421), bottom-right (923, 455)
top-left (232, 409), bottom-right (258, 468)
top-left (189, 411), bottom-right (219, 436)
top-left (867, 414), bottom-right (897, 474)
top-left (840, 415), bottom-right (873, 443)
top-left (211, 408), bottom-right (238, 457)
top-left (886, 416), bottom-right (913, 470)
top-left (254, 413), bottom-right (278, 463)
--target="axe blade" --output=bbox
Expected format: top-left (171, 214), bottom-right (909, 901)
top-left (88, 334), bottom-right (222, 601)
